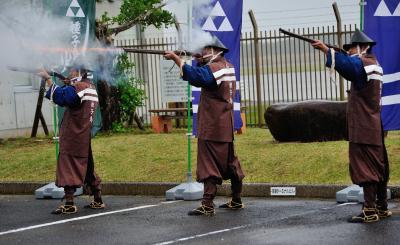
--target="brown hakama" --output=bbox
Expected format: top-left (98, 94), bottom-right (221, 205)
top-left (349, 142), bottom-right (389, 186)
top-left (56, 145), bottom-right (101, 189)
top-left (196, 139), bottom-right (244, 185)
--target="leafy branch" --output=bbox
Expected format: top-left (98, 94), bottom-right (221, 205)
top-left (96, 0), bottom-right (175, 40)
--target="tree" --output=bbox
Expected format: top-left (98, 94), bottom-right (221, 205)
top-left (95, 0), bottom-right (175, 131)
top-left (96, 0), bottom-right (175, 42)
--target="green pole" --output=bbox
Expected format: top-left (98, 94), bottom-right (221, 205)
top-left (53, 105), bottom-right (59, 161)
top-left (51, 75), bottom-right (59, 160)
top-left (186, 0), bottom-right (193, 183)
top-left (187, 84), bottom-right (192, 182)
top-left (48, 1), bottom-right (59, 160)
top-left (44, 0), bottom-right (59, 161)
top-left (360, 0), bottom-right (365, 31)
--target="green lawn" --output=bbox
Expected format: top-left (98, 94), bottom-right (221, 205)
top-left (1, 128), bottom-right (400, 185)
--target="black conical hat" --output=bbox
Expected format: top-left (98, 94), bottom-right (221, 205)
top-left (205, 35), bottom-right (229, 53)
top-left (343, 29), bottom-right (376, 51)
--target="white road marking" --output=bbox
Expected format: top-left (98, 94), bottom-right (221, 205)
top-left (160, 200), bottom-right (183, 204)
top-left (0, 204), bottom-right (158, 236)
top-left (321, 202), bottom-right (359, 210)
top-left (337, 202), bottom-right (358, 206)
top-left (154, 225), bottom-right (249, 245)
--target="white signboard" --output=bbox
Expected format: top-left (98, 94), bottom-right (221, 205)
top-left (270, 187), bottom-right (296, 196)
top-left (160, 59), bottom-right (188, 103)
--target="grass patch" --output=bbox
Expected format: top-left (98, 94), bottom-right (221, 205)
top-left (1, 128), bottom-right (400, 185)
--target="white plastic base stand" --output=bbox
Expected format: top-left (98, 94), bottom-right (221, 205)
top-left (165, 174), bottom-right (203, 200)
top-left (336, 184), bottom-right (391, 203)
top-left (35, 182), bottom-right (83, 199)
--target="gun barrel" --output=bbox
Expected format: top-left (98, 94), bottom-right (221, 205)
top-left (7, 66), bottom-right (40, 73)
top-left (7, 66), bottom-right (67, 80)
top-left (123, 48), bottom-right (166, 55)
top-left (279, 28), bottom-right (345, 53)
top-left (123, 48), bottom-right (193, 56)
top-left (279, 28), bottom-right (315, 43)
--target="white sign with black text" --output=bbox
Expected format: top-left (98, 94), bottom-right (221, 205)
top-left (160, 59), bottom-right (188, 103)
top-left (270, 187), bottom-right (296, 196)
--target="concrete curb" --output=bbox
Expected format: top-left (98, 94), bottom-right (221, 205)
top-left (1, 182), bottom-right (400, 199)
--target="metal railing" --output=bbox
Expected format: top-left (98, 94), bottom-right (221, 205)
top-left (240, 24), bottom-right (357, 126)
top-left (115, 24), bottom-right (358, 127)
top-left (115, 37), bottom-right (179, 125)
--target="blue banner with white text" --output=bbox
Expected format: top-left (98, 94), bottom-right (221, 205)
top-left (192, 0), bottom-right (243, 136)
top-left (364, 0), bottom-right (400, 130)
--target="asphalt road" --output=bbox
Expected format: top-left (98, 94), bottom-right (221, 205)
top-left (1, 195), bottom-right (400, 245)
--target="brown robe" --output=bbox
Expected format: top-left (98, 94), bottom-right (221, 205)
top-left (195, 57), bottom-right (245, 184)
top-left (56, 79), bottom-right (101, 188)
top-left (347, 54), bottom-right (389, 185)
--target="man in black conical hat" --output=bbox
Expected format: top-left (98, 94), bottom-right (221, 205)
top-left (312, 29), bottom-right (390, 223)
top-left (38, 60), bottom-right (104, 214)
top-left (164, 35), bottom-right (245, 216)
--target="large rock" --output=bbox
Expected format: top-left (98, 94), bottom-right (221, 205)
top-left (265, 100), bottom-right (347, 142)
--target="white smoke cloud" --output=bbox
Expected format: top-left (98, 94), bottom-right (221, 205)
top-left (192, 0), bottom-right (214, 21)
top-left (0, 1), bottom-right (124, 86)
top-left (190, 26), bottom-right (214, 53)
top-left (0, 2), bottom-right (72, 72)
top-left (164, 0), bottom-right (216, 52)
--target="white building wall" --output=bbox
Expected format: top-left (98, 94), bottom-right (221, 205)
top-left (0, 67), bottom-right (53, 138)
